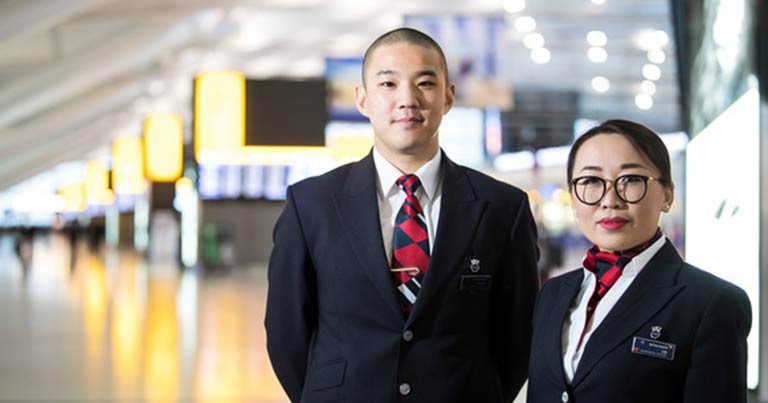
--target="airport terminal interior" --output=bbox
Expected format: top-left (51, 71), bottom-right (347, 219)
top-left (0, 0), bottom-right (765, 401)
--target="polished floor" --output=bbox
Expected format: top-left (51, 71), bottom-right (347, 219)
top-left (0, 233), bottom-right (287, 402)
top-left (0, 232), bottom-right (533, 403)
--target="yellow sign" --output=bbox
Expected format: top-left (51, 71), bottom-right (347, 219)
top-left (145, 114), bottom-right (183, 182)
top-left (194, 71), bottom-right (245, 159)
top-left (112, 137), bottom-right (146, 194)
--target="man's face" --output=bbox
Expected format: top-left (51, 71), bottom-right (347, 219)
top-left (355, 42), bottom-right (455, 164)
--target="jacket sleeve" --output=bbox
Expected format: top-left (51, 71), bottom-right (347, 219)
top-left (264, 186), bottom-right (318, 402)
top-left (682, 282), bottom-right (752, 403)
top-left (493, 194), bottom-right (540, 401)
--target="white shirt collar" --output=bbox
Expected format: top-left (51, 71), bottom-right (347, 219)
top-left (372, 147), bottom-right (442, 200)
top-left (581, 234), bottom-right (667, 279)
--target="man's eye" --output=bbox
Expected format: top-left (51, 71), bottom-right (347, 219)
top-left (379, 81), bottom-right (395, 88)
top-left (418, 81), bottom-right (435, 87)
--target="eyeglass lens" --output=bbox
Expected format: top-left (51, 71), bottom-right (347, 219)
top-left (574, 175), bottom-right (647, 204)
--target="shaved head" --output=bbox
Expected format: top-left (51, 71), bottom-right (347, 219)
top-left (361, 27), bottom-right (449, 87)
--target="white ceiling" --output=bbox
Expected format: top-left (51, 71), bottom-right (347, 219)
top-left (0, 0), bottom-right (679, 190)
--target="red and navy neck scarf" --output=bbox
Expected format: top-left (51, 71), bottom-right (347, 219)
top-left (577, 228), bottom-right (663, 348)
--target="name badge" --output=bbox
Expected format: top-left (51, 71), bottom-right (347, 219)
top-left (631, 336), bottom-right (676, 361)
top-left (460, 274), bottom-right (492, 291)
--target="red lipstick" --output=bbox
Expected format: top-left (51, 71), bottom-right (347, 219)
top-left (598, 217), bottom-right (628, 230)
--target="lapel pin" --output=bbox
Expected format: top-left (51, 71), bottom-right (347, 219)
top-left (650, 325), bottom-right (662, 340)
top-left (470, 258), bottom-right (480, 273)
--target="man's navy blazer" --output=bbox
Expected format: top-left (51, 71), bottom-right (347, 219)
top-left (527, 240), bottom-right (751, 403)
top-left (265, 151), bottom-right (539, 403)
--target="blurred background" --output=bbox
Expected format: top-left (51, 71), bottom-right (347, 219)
top-left (0, 0), bottom-right (765, 401)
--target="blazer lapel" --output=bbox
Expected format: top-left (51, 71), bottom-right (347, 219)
top-left (571, 241), bottom-right (685, 386)
top-left (407, 154), bottom-right (486, 325)
top-left (544, 271), bottom-right (584, 385)
top-left (333, 153), bottom-right (403, 321)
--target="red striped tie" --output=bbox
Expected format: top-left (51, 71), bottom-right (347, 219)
top-left (391, 174), bottom-right (430, 315)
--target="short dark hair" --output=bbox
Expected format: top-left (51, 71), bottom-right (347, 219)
top-left (361, 27), bottom-right (449, 86)
top-left (567, 119), bottom-right (673, 186)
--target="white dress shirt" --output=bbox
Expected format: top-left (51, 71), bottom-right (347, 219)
top-left (561, 235), bottom-right (667, 383)
top-left (372, 147), bottom-right (442, 265)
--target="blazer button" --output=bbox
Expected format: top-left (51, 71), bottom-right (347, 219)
top-left (403, 330), bottom-right (414, 341)
top-left (399, 383), bottom-right (411, 396)
top-left (561, 391), bottom-right (569, 402)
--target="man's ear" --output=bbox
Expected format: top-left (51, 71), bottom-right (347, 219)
top-left (354, 84), bottom-right (369, 117)
top-left (443, 82), bottom-right (456, 115)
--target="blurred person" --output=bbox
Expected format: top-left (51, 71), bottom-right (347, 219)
top-left (87, 219), bottom-right (104, 252)
top-left (527, 119), bottom-right (751, 403)
top-left (15, 225), bottom-right (34, 272)
top-left (265, 27), bottom-right (539, 403)
top-left (65, 221), bottom-right (78, 272)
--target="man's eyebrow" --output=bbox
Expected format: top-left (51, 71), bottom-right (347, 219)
top-left (374, 69), bottom-right (438, 78)
top-left (375, 69), bottom-right (398, 77)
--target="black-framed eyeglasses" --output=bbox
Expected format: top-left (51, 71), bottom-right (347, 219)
top-left (569, 174), bottom-right (664, 205)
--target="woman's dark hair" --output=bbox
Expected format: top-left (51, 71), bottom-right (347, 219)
top-left (566, 119), bottom-right (672, 186)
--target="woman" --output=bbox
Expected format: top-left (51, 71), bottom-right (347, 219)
top-left (527, 119), bottom-right (751, 403)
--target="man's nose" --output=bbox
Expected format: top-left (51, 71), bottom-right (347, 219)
top-left (397, 83), bottom-right (419, 108)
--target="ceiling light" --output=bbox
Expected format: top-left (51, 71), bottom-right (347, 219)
top-left (634, 93), bottom-right (653, 110)
top-left (642, 63), bottom-right (662, 80)
top-left (636, 29), bottom-right (670, 50)
top-left (503, 0), bottom-right (526, 13)
top-left (591, 76), bottom-right (610, 93)
top-left (587, 30), bottom-right (607, 47)
top-left (523, 33), bottom-right (545, 49)
top-left (514, 16), bottom-right (536, 33)
top-left (591, 0), bottom-right (607, 4)
top-left (531, 48), bottom-right (551, 64)
top-left (647, 49), bottom-right (666, 64)
top-left (640, 80), bottom-right (657, 95)
top-left (653, 30), bottom-right (670, 47)
top-left (587, 47), bottom-right (608, 63)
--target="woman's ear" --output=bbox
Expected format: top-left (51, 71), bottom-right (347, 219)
top-left (662, 182), bottom-right (675, 212)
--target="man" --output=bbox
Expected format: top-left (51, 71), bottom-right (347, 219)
top-left (265, 27), bottom-right (539, 403)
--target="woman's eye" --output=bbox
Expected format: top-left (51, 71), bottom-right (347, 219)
top-left (619, 175), bottom-right (644, 184)
top-left (580, 177), bottom-right (602, 185)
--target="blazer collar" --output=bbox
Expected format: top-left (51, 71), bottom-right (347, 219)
top-left (571, 240), bottom-right (685, 386)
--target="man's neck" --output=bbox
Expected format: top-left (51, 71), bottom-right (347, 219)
top-left (376, 147), bottom-right (439, 174)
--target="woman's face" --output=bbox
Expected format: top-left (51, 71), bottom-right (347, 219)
top-left (570, 133), bottom-right (674, 252)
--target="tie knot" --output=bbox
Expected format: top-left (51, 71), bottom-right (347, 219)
top-left (397, 174), bottom-right (422, 197)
